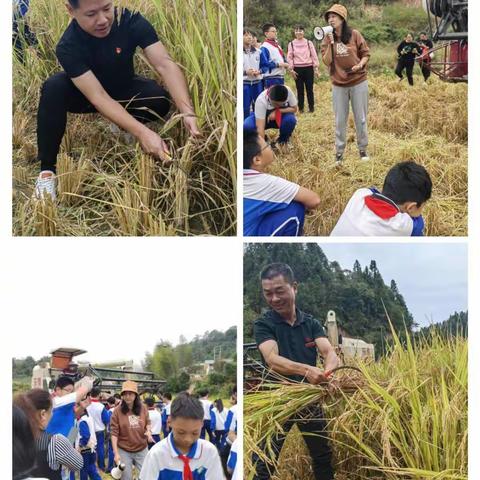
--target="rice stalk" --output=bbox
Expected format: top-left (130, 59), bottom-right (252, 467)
top-left (244, 325), bottom-right (467, 479)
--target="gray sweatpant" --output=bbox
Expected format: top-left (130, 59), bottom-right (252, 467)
top-left (332, 79), bottom-right (369, 154)
top-left (118, 446), bottom-right (148, 480)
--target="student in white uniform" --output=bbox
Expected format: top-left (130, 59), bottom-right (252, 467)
top-left (331, 161), bottom-right (432, 236)
top-left (210, 399), bottom-right (229, 451)
top-left (76, 396), bottom-right (102, 480)
top-left (199, 390), bottom-right (214, 442)
top-left (140, 392), bottom-right (225, 480)
top-left (86, 387), bottom-right (110, 472)
top-left (145, 397), bottom-right (162, 448)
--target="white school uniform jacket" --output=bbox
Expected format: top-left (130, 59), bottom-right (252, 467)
top-left (148, 408), bottom-right (163, 435)
top-left (210, 407), bottom-right (229, 431)
top-left (87, 400), bottom-right (108, 432)
top-left (46, 392), bottom-right (77, 442)
top-left (200, 399), bottom-right (212, 421)
top-left (243, 46), bottom-right (263, 83)
top-left (75, 414), bottom-right (97, 451)
top-left (139, 433), bottom-right (225, 480)
top-left (227, 439), bottom-right (238, 480)
top-left (331, 188), bottom-right (423, 236)
top-left (261, 41), bottom-right (286, 79)
top-left (224, 404), bottom-right (237, 434)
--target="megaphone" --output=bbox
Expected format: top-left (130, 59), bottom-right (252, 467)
top-left (111, 463), bottom-right (126, 479)
top-left (314, 25), bottom-right (334, 43)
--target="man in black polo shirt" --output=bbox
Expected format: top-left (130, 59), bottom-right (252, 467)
top-left (34, 0), bottom-right (200, 200)
top-left (253, 262), bottom-right (339, 480)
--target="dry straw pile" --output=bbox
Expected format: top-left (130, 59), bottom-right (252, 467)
top-left (269, 75), bottom-right (467, 236)
top-left (13, 0), bottom-right (236, 236)
top-left (244, 326), bottom-right (467, 479)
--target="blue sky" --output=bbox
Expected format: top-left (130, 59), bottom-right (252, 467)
top-left (321, 242), bottom-right (468, 327)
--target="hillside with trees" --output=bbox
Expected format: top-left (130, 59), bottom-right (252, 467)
top-left (245, 0), bottom-right (428, 47)
top-left (244, 244), bottom-right (466, 356)
top-left (142, 327), bottom-right (237, 395)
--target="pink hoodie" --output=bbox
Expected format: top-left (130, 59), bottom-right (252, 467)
top-left (287, 39), bottom-right (319, 68)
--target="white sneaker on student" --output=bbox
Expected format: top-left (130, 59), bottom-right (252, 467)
top-left (34, 171), bottom-right (57, 201)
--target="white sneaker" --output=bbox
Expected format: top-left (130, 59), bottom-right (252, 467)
top-left (34, 171), bottom-right (57, 201)
top-left (359, 150), bottom-right (370, 162)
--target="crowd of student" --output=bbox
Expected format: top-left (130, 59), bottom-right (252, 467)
top-left (13, 376), bottom-right (238, 480)
top-left (243, 3), bottom-right (435, 238)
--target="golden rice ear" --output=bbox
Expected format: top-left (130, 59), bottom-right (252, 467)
top-left (245, 325), bottom-right (467, 479)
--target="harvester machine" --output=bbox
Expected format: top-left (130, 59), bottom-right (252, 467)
top-left (421, 0), bottom-right (467, 82)
top-left (32, 347), bottom-right (165, 396)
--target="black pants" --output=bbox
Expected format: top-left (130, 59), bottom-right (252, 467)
top-left (252, 406), bottom-right (334, 480)
top-left (395, 57), bottom-right (415, 86)
top-left (294, 66), bottom-right (315, 111)
top-left (421, 62), bottom-right (431, 81)
top-left (37, 72), bottom-right (171, 172)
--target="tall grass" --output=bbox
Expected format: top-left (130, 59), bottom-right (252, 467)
top-left (244, 325), bottom-right (468, 479)
top-left (12, 0), bottom-right (236, 236)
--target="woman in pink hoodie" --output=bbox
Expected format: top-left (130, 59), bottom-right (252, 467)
top-left (287, 25), bottom-right (319, 113)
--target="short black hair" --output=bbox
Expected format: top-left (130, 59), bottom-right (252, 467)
top-left (382, 161), bottom-right (432, 206)
top-left (262, 23), bottom-right (276, 35)
top-left (294, 25), bottom-right (305, 31)
top-left (198, 389), bottom-right (209, 397)
top-left (244, 131), bottom-right (262, 169)
top-left (13, 405), bottom-right (36, 480)
top-left (68, 0), bottom-right (80, 8)
top-left (55, 376), bottom-right (74, 390)
top-left (107, 396), bottom-right (116, 406)
top-left (162, 392), bottom-right (172, 401)
top-left (260, 263), bottom-right (295, 284)
top-left (90, 387), bottom-right (101, 398)
top-left (170, 392), bottom-right (203, 421)
top-left (114, 393), bottom-right (121, 400)
top-left (269, 84), bottom-right (288, 102)
top-left (243, 28), bottom-right (255, 36)
top-left (144, 397), bottom-right (155, 407)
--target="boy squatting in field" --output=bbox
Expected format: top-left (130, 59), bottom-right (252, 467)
top-left (253, 263), bottom-right (339, 480)
top-left (243, 84), bottom-right (298, 149)
top-left (34, 0), bottom-right (200, 201)
top-left (243, 131), bottom-right (320, 237)
top-left (331, 161), bottom-right (432, 236)
top-left (140, 392), bottom-right (225, 480)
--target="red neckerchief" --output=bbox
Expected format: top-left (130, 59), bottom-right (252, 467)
top-left (264, 39), bottom-right (285, 59)
top-left (90, 398), bottom-right (100, 403)
top-left (267, 87), bottom-right (282, 127)
top-left (178, 454), bottom-right (193, 480)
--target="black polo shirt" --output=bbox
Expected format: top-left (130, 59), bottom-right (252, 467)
top-left (56, 8), bottom-right (159, 94)
top-left (254, 308), bottom-right (327, 382)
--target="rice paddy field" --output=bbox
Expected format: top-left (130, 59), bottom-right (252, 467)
top-left (270, 72), bottom-right (467, 236)
top-left (12, 0), bottom-right (236, 236)
top-left (244, 327), bottom-right (468, 479)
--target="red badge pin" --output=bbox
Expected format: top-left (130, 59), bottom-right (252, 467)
top-left (116, 47), bottom-right (122, 54)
